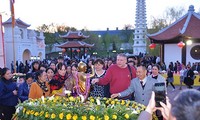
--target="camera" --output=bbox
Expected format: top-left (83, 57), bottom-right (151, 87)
top-left (153, 82), bottom-right (166, 107)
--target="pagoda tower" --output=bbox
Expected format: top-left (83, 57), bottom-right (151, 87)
top-left (133, 0), bottom-right (147, 55)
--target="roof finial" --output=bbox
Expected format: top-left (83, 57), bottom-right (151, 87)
top-left (188, 5), bottom-right (195, 12)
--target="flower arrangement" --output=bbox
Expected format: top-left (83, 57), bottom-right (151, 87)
top-left (14, 95), bottom-right (157, 120)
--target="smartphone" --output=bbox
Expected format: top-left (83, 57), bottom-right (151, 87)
top-left (153, 82), bottom-right (166, 107)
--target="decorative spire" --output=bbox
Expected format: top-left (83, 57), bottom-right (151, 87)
top-left (188, 5), bottom-right (195, 12)
top-left (133, 0), bottom-right (147, 55)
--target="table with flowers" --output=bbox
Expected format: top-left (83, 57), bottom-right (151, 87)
top-left (13, 95), bottom-right (158, 120)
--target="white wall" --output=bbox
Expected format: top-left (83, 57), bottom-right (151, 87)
top-left (164, 43), bottom-right (200, 68)
top-left (164, 44), bottom-right (181, 68)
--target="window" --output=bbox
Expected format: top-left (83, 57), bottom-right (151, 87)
top-left (20, 29), bottom-right (24, 39)
top-left (190, 45), bottom-right (200, 60)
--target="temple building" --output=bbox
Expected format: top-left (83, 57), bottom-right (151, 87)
top-left (57, 31), bottom-right (94, 60)
top-left (148, 5), bottom-right (200, 66)
top-left (2, 18), bottom-right (45, 69)
top-left (133, 0), bottom-right (147, 55)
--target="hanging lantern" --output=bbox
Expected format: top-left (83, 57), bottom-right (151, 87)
top-left (177, 41), bottom-right (185, 48)
top-left (72, 49), bottom-right (74, 52)
top-left (85, 49), bottom-right (87, 53)
top-left (77, 49), bottom-right (80, 53)
top-left (149, 43), bottom-right (156, 49)
top-left (62, 48), bottom-right (66, 52)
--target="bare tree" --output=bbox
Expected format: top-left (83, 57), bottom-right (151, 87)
top-left (165, 7), bottom-right (186, 24)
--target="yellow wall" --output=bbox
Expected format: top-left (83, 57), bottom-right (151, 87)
top-left (162, 74), bottom-right (200, 86)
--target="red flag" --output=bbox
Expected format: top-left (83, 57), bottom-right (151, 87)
top-left (10, 0), bottom-right (15, 27)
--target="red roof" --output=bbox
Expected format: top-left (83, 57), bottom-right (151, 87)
top-left (60, 31), bottom-right (89, 39)
top-left (148, 5), bottom-right (200, 43)
top-left (57, 41), bottom-right (94, 48)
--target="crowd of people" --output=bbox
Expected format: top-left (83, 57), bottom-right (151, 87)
top-left (0, 54), bottom-right (200, 120)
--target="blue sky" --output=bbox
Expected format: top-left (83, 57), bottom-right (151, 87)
top-left (0, 0), bottom-right (199, 30)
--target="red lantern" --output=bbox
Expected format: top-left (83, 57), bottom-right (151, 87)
top-left (177, 41), bottom-right (185, 48)
top-left (85, 49), bottom-right (87, 53)
top-left (77, 49), bottom-right (80, 53)
top-left (72, 49), bottom-right (74, 52)
top-left (62, 48), bottom-right (66, 52)
top-left (149, 43), bottom-right (156, 49)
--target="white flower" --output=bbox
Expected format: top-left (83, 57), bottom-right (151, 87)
top-left (16, 106), bottom-right (23, 113)
top-left (110, 104), bottom-right (115, 108)
top-left (16, 108), bottom-right (19, 113)
top-left (49, 95), bottom-right (55, 100)
top-left (79, 95), bottom-right (85, 103)
top-left (131, 109), bottom-right (138, 114)
top-left (64, 90), bottom-right (72, 94)
top-left (41, 96), bottom-right (45, 103)
top-left (27, 101), bottom-right (33, 106)
top-left (96, 98), bottom-right (101, 105)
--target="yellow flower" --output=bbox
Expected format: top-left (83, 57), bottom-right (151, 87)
top-left (63, 103), bottom-right (67, 106)
top-left (90, 115), bottom-right (95, 120)
top-left (59, 113), bottom-right (64, 119)
top-left (106, 100), bottom-right (109, 104)
top-left (45, 112), bottom-right (49, 118)
top-left (124, 114), bottom-right (129, 119)
top-left (137, 110), bottom-right (140, 113)
top-left (116, 101), bottom-right (120, 104)
top-left (26, 110), bottom-right (30, 115)
top-left (40, 111), bottom-right (44, 116)
top-left (112, 115), bottom-right (117, 119)
top-left (66, 113), bottom-right (72, 120)
top-left (23, 108), bottom-right (26, 113)
top-left (103, 97), bottom-right (107, 100)
top-left (104, 115), bottom-right (109, 120)
top-left (90, 98), bottom-right (95, 102)
top-left (51, 113), bottom-right (56, 119)
top-left (111, 101), bottom-right (115, 105)
top-left (81, 115), bottom-right (87, 120)
top-left (34, 112), bottom-right (39, 116)
top-left (30, 110), bottom-right (35, 114)
top-left (72, 114), bottom-right (78, 120)
top-left (126, 104), bottom-right (129, 107)
top-left (132, 104), bottom-right (136, 108)
top-left (69, 96), bottom-right (75, 101)
top-left (121, 100), bottom-right (125, 105)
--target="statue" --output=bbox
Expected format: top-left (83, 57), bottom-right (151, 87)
top-left (74, 61), bottom-right (95, 99)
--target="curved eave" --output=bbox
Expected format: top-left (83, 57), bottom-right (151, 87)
top-left (57, 41), bottom-right (94, 48)
top-left (148, 35), bottom-right (182, 44)
top-left (148, 13), bottom-right (188, 38)
top-left (2, 18), bottom-right (30, 27)
top-left (59, 35), bottom-right (89, 40)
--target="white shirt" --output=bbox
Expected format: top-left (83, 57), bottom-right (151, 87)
top-left (140, 77), bottom-right (147, 86)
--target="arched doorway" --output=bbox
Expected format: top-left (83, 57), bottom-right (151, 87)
top-left (23, 49), bottom-right (31, 63)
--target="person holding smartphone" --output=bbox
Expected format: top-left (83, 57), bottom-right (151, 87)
top-left (149, 64), bottom-right (166, 120)
top-left (138, 89), bottom-right (200, 120)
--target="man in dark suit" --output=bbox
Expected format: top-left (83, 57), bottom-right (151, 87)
top-left (111, 65), bottom-right (157, 106)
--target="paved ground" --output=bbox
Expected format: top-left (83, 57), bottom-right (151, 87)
top-left (166, 85), bottom-right (200, 104)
